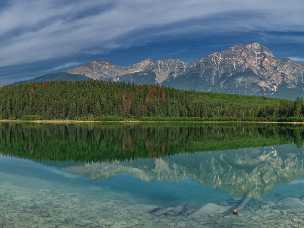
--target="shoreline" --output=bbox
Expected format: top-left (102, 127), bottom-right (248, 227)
top-left (0, 119), bottom-right (304, 125)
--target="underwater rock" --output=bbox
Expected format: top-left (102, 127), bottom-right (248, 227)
top-left (192, 203), bottom-right (230, 218)
top-left (150, 204), bottom-right (197, 217)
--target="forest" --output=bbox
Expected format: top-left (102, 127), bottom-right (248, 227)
top-left (0, 80), bottom-right (303, 121)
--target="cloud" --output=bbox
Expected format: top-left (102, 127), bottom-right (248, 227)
top-left (0, 0), bottom-right (304, 67)
top-left (289, 57), bottom-right (304, 62)
top-left (45, 62), bottom-right (82, 72)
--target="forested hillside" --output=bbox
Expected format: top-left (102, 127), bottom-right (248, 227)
top-left (0, 80), bottom-right (302, 121)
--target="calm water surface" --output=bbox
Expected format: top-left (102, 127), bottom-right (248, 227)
top-left (0, 123), bottom-right (304, 227)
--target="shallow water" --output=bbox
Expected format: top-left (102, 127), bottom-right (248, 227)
top-left (0, 123), bottom-right (304, 227)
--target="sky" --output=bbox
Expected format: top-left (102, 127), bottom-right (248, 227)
top-left (0, 0), bottom-right (304, 84)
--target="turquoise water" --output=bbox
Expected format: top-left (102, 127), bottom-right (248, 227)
top-left (0, 124), bottom-right (304, 227)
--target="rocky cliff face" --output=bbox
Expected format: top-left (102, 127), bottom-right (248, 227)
top-left (68, 42), bottom-right (304, 98)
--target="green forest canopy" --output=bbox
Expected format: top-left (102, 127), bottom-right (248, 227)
top-left (0, 80), bottom-right (303, 121)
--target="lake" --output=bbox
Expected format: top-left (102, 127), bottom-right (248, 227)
top-left (0, 123), bottom-right (304, 227)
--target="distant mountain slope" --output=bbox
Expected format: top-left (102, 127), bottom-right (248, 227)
top-left (23, 72), bottom-right (89, 83)
top-left (26, 42), bottom-right (304, 99)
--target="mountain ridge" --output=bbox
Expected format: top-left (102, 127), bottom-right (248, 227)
top-left (28, 42), bottom-right (304, 99)
top-left (68, 58), bottom-right (188, 84)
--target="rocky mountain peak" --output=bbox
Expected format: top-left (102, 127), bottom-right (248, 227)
top-left (91, 60), bottom-right (112, 65)
top-left (230, 42), bottom-right (273, 56)
top-left (68, 60), bottom-right (124, 80)
top-left (154, 59), bottom-right (187, 82)
top-left (193, 42), bottom-right (278, 77)
top-left (245, 42), bottom-right (264, 49)
top-left (121, 58), bottom-right (187, 83)
top-left (137, 58), bottom-right (155, 66)
top-left (128, 59), bottom-right (156, 72)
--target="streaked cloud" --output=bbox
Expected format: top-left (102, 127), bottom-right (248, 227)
top-left (45, 62), bottom-right (82, 72)
top-left (0, 0), bottom-right (304, 67)
top-left (289, 57), bottom-right (304, 62)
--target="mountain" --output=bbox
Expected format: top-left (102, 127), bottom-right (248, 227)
top-left (26, 42), bottom-right (304, 99)
top-left (165, 43), bottom-right (304, 98)
top-left (68, 58), bottom-right (187, 84)
top-left (19, 72), bottom-right (89, 84)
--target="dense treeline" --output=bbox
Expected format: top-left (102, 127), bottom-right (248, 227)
top-left (0, 123), bottom-right (303, 161)
top-left (0, 80), bottom-right (302, 121)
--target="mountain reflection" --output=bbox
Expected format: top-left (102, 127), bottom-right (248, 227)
top-left (63, 144), bottom-right (304, 199)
